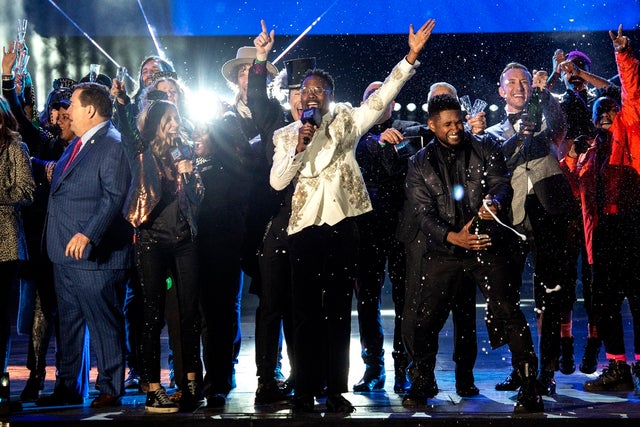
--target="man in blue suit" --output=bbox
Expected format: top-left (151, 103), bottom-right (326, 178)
top-left (37, 82), bottom-right (133, 408)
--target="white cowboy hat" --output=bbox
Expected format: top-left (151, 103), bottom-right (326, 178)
top-left (221, 46), bottom-right (278, 84)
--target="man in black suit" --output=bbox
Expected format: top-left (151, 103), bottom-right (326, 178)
top-left (37, 82), bottom-right (132, 408)
top-left (486, 63), bottom-right (575, 396)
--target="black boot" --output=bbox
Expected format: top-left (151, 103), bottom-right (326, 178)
top-left (514, 362), bottom-right (544, 413)
top-left (584, 359), bottom-right (634, 392)
top-left (559, 337), bottom-right (575, 375)
top-left (579, 337), bottom-right (602, 374)
top-left (353, 350), bottom-right (385, 392)
top-left (495, 368), bottom-right (521, 391)
top-left (392, 351), bottom-right (410, 393)
top-left (20, 373), bottom-right (45, 402)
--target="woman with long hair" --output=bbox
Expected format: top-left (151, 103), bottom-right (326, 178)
top-left (124, 100), bottom-right (204, 413)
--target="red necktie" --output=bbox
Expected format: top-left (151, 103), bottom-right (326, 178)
top-left (62, 138), bottom-right (83, 172)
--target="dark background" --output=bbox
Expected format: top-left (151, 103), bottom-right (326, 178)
top-left (5, 1), bottom-right (640, 124)
top-left (27, 30), bottom-right (637, 125)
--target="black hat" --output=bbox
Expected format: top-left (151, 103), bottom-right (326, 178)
top-left (52, 77), bottom-right (77, 90)
top-left (79, 73), bottom-right (112, 89)
top-left (283, 57), bottom-right (316, 89)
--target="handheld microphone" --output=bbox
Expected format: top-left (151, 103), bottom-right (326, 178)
top-left (300, 108), bottom-right (322, 145)
top-left (170, 137), bottom-right (192, 184)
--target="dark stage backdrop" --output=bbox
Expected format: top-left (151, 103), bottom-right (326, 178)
top-left (24, 29), bottom-right (638, 125)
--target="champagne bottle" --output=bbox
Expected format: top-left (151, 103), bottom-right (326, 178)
top-left (528, 87), bottom-right (543, 132)
top-left (470, 215), bottom-right (487, 235)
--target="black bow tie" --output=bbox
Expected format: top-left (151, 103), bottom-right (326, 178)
top-left (507, 112), bottom-right (524, 126)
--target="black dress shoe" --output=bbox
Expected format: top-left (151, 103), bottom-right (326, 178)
top-left (456, 383), bottom-right (480, 397)
top-left (353, 369), bottom-right (386, 392)
top-left (124, 369), bottom-right (141, 390)
top-left (402, 391), bottom-right (428, 407)
top-left (20, 376), bottom-right (44, 402)
top-left (326, 394), bottom-right (355, 413)
top-left (206, 393), bottom-right (226, 408)
top-left (292, 394), bottom-right (314, 413)
top-left (455, 367), bottom-right (479, 397)
top-left (90, 394), bottom-right (121, 408)
top-left (255, 381), bottom-right (290, 405)
top-left (537, 370), bottom-right (556, 396)
top-left (36, 388), bottom-right (83, 407)
top-left (495, 369), bottom-right (521, 391)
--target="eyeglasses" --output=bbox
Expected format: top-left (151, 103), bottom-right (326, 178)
top-left (301, 86), bottom-right (331, 97)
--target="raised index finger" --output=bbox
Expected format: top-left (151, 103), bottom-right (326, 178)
top-left (261, 19), bottom-right (268, 34)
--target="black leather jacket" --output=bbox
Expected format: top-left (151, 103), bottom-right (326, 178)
top-left (405, 131), bottom-right (513, 255)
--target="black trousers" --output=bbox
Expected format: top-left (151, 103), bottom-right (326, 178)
top-left (520, 195), bottom-right (575, 370)
top-left (0, 261), bottom-right (19, 372)
top-left (255, 213), bottom-right (294, 382)
top-left (355, 212), bottom-right (406, 360)
top-left (592, 214), bottom-right (640, 357)
top-left (402, 252), bottom-right (536, 392)
top-left (289, 218), bottom-right (358, 396)
top-left (136, 234), bottom-right (201, 385)
top-left (200, 234), bottom-right (243, 396)
top-left (404, 231), bottom-right (477, 371)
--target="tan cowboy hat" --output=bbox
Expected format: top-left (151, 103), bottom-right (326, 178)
top-left (221, 46), bottom-right (278, 84)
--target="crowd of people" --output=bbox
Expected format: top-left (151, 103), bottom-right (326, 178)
top-left (0, 18), bottom-right (638, 416)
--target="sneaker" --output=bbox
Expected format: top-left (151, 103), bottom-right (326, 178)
top-left (584, 360), bottom-right (634, 392)
top-left (145, 387), bottom-right (179, 413)
top-left (631, 362), bottom-right (640, 395)
top-left (180, 381), bottom-right (204, 411)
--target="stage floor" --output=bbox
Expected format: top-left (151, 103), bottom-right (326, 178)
top-left (3, 275), bottom-right (640, 426)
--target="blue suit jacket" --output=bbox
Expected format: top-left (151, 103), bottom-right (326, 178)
top-left (46, 122), bottom-right (133, 270)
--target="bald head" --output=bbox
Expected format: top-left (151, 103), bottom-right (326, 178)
top-left (362, 81), bottom-right (383, 101)
top-left (427, 82), bottom-right (457, 101)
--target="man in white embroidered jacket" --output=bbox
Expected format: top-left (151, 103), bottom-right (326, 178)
top-left (269, 18), bottom-right (436, 414)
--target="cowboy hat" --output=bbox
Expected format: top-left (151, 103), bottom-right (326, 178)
top-left (221, 46), bottom-right (278, 84)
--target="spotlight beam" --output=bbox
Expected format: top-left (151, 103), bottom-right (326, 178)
top-left (136, 0), bottom-right (166, 60)
top-left (272, 0), bottom-right (339, 65)
top-left (47, 0), bottom-right (121, 68)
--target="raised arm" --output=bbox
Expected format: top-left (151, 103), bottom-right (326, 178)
top-left (406, 19), bottom-right (436, 65)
